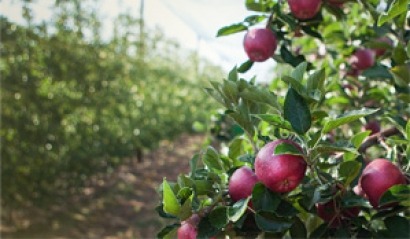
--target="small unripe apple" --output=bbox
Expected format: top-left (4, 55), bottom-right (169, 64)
top-left (359, 159), bottom-right (407, 208)
top-left (243, 28), bottom-right (277, 62)
top-left (372, 36), bottom-right (393, 57)
top-left (177, 221), bottom-right (197, 239)
top-left (255, 139), bottom-right (306, 193)
top-left (362, 120), bottom-right (381, 135)
top-left (316, 200), bottom-right (360, 228)
top-left (229, 166), bottom-right (259, 202)
top-left (288, 0), bottom-right (322, 20)
top-left (350, 48), bottom-right (375, 70)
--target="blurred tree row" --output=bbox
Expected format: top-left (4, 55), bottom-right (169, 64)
top-left (0, 1), bottom-right (224, 208)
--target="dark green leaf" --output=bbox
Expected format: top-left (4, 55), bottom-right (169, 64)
top-left (280, 45), bottom-right (306, 67)
top-left (229, 198), bottom-right (251, 222)
top-left (314, 141), bottom-right (357, 154)
top-left (322, 109), bottom-right (379, 134)
top-left (238, 60), bottom-right (254, 73)
top-left (197, 216), bottom-right (220, 239)
top-left (157, 223), bottom-right (179, 239)
top-left (255, 211), bottom-right (293, 233)
top-left (384, 216), bottom-right (410, 238)
top-left (339, 161), bottom-right (362, 187)
top-left (209, 206), bottom-right (229, 229)
top-left (252, 183), bottom-right (281, 213)
top-left (379, 184), bottom-right (410, 207)
top-left (309, 223), bottom-right (328, 238)
top-left (202, 146), bottom-right (224, 171)
top-left (228, 66), bottom-right (238, 82)
top-left (362, 64), bottom-right (393, 79)
top-left (290, 217), bottom-right (307, 239)
top-left (217, 23), bottom-right (247, 37)
top-left (275, 200), bottom-right (299, 217)
top-left (284, 88), bottom-right (312, 134)
top-left (190, 154), bottom-right (200, 179)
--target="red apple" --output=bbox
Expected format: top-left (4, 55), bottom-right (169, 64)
top-left (288, 0), bottom-right (322, 20)
top-left (372, 36), bottom-right (393, 57)
top-left (243, 28), bottom-right (277, 62)
top-left (255, 139), bottom-right (306, 193)
top-left (350, 48), bottom-right (375, 71)
top-left (177, 221), bottom-right (197, 239)
top-left (229, 166), bottom-right (259, 202)
top-left (359, 159), bottom-right (407, 208)
top-left (362, 120), bottom-right (381, 135)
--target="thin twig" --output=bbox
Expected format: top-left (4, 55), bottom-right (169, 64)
top-left (358, 127), bottom-right (401, 153)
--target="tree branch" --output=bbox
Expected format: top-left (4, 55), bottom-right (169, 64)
top-left (358, 127), bottom-right (401, 153)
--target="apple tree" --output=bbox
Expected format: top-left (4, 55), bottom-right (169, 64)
top-left (157, 0), bottom-right (410, 238)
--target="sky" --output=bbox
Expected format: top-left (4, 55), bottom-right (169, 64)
top-left (0, 0), bottom-right (275, 81)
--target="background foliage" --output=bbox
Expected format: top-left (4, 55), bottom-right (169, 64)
top-left (1, 1), bottom-right (224, 208)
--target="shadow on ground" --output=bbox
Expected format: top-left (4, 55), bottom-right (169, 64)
top-left (1, 134), bottom-right (207, 239)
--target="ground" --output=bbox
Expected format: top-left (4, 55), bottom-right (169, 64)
top-left (1, 133), bottom-right (207, 239)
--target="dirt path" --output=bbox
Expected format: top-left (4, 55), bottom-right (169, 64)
top-left (1, 133), bottom-right (207, 239)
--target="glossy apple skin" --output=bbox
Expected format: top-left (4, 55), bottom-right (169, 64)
top-left (316, 200), bottom-right (360, 228)
top-left (359, 159), bottom-right (407, 208)
top-left (373, 36), bottom-right (393, 57)
top-left (255, 139), bottom-right (306, 193)
top-left (288, 0), bottom-right (322, 20)
top-left (229, 166), bottom-right (259, 202)
top-left (177, 221), bottom-right (197, 239)
top-left (350, 48), bottom-right (375, 70)
top-left (243, 28), bottom-right (277, 62)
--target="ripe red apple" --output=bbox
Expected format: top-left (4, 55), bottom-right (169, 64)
top-left (359, 159), bottom-right (407, 208)
top-left (288, 0), bottom-right (322, 20)
top-left (372, 36), bottom-right (393, 57)
top-left (255, 139), bottom-right (306, 193)
top-left (316, 200), bottom-right (360, 228)
top-left (362, 120), bottom-right (381, 135)
top-left (177, 214), bottom-right (200, 239)
top-left (229, 166), bottom-right (258, 202)
top-left (350, 48), bottom-right (375, 70)
top-left (243, 28), bottom-right (277, 62)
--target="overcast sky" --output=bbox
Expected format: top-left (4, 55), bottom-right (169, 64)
top-left (0, 0), bottom-right (275, 81)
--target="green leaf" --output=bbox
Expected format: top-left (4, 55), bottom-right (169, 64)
top-left (378, 0), bottom-right (409, 26)
top-left (228, 138), bottom-right (243, 160)
top-left (314, 141), bottom-right (357, 154)
top-left (391, 64), bottom-right (410, 87)
top-left (217, 23), bottom-right (247, 37)
top-left (322, 109), bottom-right (379, 134)
top-left (229, 198), bottom-right (251, 222)
top-left (252, 114), bottom-right (292, 130)
top-left (307, 69), bottom-right (326, 92)
top-left (291, 62), bottom-right (308, 82)
top-left (290, 217), bottom-right (307, 239)
top-left (157, 223), bottom-right (179, 239)
top-left (384, 216), bottom-right (410, 238)
top-left (179, 194), bottom-right (193, 220)
top-left (351, 131), bottom-right (371, 148)
top-left (238, 60), bottom-right (254, 73)
top-left (309, 223), bottom-right (328, 238)
top-left (252, 183), bottom-right (281, 212)
top-left (280, 45), bottom-right (306, 67)
top-left (162, 179), bottom-right (181, 216)
top-left (274, 142), bottom-right (302, 155)
top-left (275, 200), bottom-right (299, 217)
top-left (406, 120), bottom-right (410, 140)
top-left (202, 146), bottom-right (224, 171)
top-left (379, 185), bottom-right (410, 207)
top-left (284, 88), bottom-right (312, 134)
top-left (228, 66), bottom-right (238, 82)
top-left (197, 216), bottom-right (220, 238)
top-left (282, 76), bottom-right (307, 97)
top-left (190, 154), bottom-right (200, 179)
top-left (209, 206), bottom-right (229, 229)
top-left (194, 180), bottom-right (213, 195)
top-left (362, 64), bottom-right (393, 79)
top-left (245, 0), bottom-right (272, 12)
top-left (339, 161), bottom-right (362, 187)
top-left (255, 211), bottom-right (293, 233)
top-left (392, 43), bottom-right (409, 65)
top-left (240, 86), bottom-right (280, 110)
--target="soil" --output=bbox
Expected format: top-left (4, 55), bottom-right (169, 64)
top-left (1, 133), bottom-right (207, 239)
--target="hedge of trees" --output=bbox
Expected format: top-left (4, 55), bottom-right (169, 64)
top-left (1, 1), bottom-right (224, 208)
